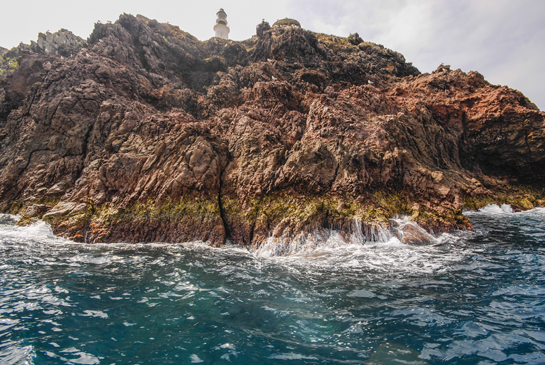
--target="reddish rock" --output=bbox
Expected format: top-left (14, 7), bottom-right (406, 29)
top-left (0, 14), bottom-right (544, 247)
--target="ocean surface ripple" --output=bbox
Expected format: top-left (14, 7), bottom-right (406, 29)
top-left (0, 206), bottom-right (544, 364)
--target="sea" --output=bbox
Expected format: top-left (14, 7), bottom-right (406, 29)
top-left (0, 204), bottom-right (544, 364)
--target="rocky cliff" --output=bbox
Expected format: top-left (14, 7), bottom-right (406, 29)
top-left (0, 14), bottom-right (544, 247)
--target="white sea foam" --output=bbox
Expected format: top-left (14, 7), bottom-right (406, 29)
top-left (0, 214), bottom-right (21, 224)
top-left (0, 215), bottom-right (75, 246)
top-left (249, 216), bottom-right (469, 276)
top-left (464, 204), bottom-right (514, 216)
top-left (81, 310), bottom-right (108, 319)
top-left (190, 354), bottom-right (204, 363)
top-left (252, 216), bottom-right (455, 258)
top-left (464, 204), bottom-right (545, 217)
top-left (0, 213), bottom-right (468, 275)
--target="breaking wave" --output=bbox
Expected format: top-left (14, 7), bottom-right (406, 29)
top-left (463, 203), bottom-right (515, 216)
top-left (252, 216), bottom-right (458, 258)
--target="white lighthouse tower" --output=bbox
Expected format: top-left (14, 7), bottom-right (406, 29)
top-left (214, 8), bottom-right (230, 39)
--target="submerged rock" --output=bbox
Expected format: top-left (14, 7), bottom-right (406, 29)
top-left (0, 13), bottom-right (544, 247)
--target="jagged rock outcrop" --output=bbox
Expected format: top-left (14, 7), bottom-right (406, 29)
top-left (0, 14), bottom-right (543, 247)
top-left (2, 29), bottom-right (86, 59)
top-left (35, 29), bottom-right (87, 57)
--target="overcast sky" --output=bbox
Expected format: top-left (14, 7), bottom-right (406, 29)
top-left (1, 0), bottom-right (543, 110)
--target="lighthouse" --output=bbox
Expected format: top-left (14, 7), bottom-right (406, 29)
top-left (214, 8), bottom-right (230, 39)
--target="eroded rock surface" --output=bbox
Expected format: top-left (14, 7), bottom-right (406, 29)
top-left (0, 14), bottom-right (544, 246)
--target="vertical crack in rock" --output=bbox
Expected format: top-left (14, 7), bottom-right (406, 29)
top-left (72, 118), bottom-right (96, 183)
top-left (524, 128), bottom-right (533, 160)
top-left (217, 168), bottom-right (230, 243)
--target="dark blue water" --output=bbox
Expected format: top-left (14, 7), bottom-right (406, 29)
top-left (0, 205), bottom-right (544, 364)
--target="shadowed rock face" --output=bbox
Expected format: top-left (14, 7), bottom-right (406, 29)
top-left (0, 13), bottom-right (544, 246)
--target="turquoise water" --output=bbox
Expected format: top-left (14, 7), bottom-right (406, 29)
top-left (0, 206), bottom-right (544, 364)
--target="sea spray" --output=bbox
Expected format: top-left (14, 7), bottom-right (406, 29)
top-left (463, 203), bottom-right (517, 216)
top-left (252, 216), bottom-right (448, 257)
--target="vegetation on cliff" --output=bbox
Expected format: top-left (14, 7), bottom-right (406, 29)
top-left (0, 14), bottom-right (544, 247)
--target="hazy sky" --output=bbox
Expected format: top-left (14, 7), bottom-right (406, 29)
top-left (1, 0), bottom-right (544, 110)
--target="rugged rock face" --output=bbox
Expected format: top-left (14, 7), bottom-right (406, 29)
top-left (0, 14), bottom-right (544, 247)
top-left (3, 29), bottom-right (86, 59)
